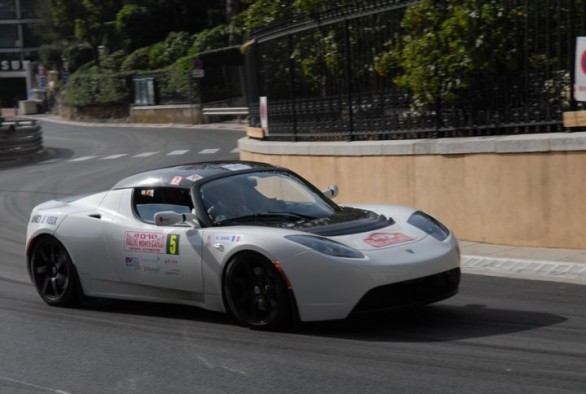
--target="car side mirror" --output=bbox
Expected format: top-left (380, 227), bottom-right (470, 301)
top-left (322, 184), bottom-right (339, 199)
top-left (154, 211), bottom-right (200, 228)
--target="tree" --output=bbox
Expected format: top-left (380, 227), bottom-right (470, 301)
top-left (47, 0), bottom-right (120, 66)
top-left (375, 0), bottom-right (519, 110)
top-left (115, 0), bottom-right (226, 51)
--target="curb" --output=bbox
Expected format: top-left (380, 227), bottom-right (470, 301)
top-left (32, 115), bottom-right (248, 131)
top-left (462, 255), bottom-right (586, 285)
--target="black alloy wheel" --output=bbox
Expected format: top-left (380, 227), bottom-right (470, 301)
top-left (29, 237), bottom-right (80, 307)
top-left (224, 253), bottom-right (291, 330)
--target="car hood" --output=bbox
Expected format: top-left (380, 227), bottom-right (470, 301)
top-left (273, 206), bottom-right (393, 237)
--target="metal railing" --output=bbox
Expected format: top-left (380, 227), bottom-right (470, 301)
top-left (244, 0), bottom-right (586, 141)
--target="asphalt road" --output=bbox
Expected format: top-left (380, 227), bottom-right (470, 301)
top-left (0, 121), bottom-right (584, 394)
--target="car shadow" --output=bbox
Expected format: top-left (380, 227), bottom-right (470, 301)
top-left (294, 303), bottom-right (567, 342)
top-left (81, 297), bottom-right (234, 326)
top-left (79, 298), bottom-right (566, 343)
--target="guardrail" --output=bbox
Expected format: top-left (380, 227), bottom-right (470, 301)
top-left (0, 119), bottom-right (43, 164)
top-left (202, 107), bottom-right (249, 116)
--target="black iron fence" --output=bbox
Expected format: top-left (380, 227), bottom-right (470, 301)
top-left (132, 47), bottom-right (246, 107)
top-left (245, 0), bottom-right (586, 141)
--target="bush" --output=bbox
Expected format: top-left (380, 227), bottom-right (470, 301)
top-left (121, 47), bottom-right (151, 71)
top-left (66, 72), bottom-right (131, 107)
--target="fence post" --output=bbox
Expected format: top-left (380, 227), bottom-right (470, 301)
top-left (344, 18), bottom-right (355, 140)
top-left (287, 34), bottom-right (298, 141)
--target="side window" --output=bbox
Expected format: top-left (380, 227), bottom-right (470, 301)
top-left (132, 187), bottom-right (193, 224)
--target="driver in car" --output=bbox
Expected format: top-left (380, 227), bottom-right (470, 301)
top-left (203, 180), bottom-right (256, 224)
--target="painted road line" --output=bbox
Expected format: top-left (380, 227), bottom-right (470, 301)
top-left (133, 152), bottom-right (158, 157)
top-left (199, 148), bottom-right (220, 154)
top-left (69, 156), bottom-right (96, 162)
top-left (231, 148), bottom-right (240, 153)
top-left (100, 154), bottom-right (128, 160)
top-left (167, 150), bottom-right (190, 156)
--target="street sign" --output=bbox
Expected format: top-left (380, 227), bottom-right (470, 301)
top-left (260, 96), bottom-right (268, 135)
top-left (191, 69), bottom-right (205, 78)
top-left (575, 37), bottom-right (586, 101)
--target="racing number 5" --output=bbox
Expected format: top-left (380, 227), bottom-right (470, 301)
top-left (166, 234), bottom-right (180, 255)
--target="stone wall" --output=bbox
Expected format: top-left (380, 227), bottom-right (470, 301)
top-left (240, 132), bottom-right (586, 249)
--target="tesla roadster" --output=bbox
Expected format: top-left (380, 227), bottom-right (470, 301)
top-left (26, 161), bottom-right (460, 330)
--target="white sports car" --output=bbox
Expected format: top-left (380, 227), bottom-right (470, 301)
top-left (26, 161), bottom-right (460, 330)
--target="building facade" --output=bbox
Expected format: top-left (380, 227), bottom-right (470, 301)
top-left (0, 0), bottom-right (40, 108)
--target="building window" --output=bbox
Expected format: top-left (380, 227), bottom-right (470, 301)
top-left (0, 1), bottom-right (17, 20)
top-left (20, 0), bottom-right (37, 18)
top-left (0, 24), bottom-right (19, 48)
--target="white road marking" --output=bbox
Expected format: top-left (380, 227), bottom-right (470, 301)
top-left (199, 148), bottom-right (220, 154)
top-left (167, 150), bottom-right (190, 156)
top-left (0, 376), bottom-right (72, 394)
top-left (133, 152), bottom-right (158, 157)
top-left (69, 156), bottom-right (96, 162)
top-left (100, 154), bottom-right (128, 160)
top-left (66, 147), bottom-right (236, 162)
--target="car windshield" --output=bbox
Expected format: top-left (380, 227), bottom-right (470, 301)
top-left (199, 171), bottom-right (339, 225)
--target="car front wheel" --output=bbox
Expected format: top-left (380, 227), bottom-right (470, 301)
top-left (223, 253), bottom-right (292, 330)
top-left (29, 236), bottom-right (81, 307)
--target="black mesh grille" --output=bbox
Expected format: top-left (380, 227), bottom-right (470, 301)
top-left (351, 268), bottom-right (461, 314)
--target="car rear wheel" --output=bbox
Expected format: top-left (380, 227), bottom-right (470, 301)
top-left (29, 236), bottom-right (81, 307)
top-left (224, 253), bottom-right (291, 330)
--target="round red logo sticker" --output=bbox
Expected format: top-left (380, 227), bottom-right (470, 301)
top-left (363, 232), bottom-right (414, 248)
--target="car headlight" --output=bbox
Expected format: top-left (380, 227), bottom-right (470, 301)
top-left (285, 235), bottom-right (364, 258)
top-left (407, 211), bottom-right (450, 241)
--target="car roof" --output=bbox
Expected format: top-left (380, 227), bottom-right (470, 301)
top-left (111, 161), bottom-right (278, 189)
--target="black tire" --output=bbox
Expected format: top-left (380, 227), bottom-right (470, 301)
top-left (29, 236), bottom-right (81, 307)
top-left (224, 253), bottom-right (291, 330)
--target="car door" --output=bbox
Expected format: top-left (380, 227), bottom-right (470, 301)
top-left (102, 188), bottom-right (204, 294)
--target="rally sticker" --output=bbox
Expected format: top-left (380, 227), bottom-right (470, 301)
top-left (30, 215), bottom-right (59, 226)
top-left (186, 173), bottom-right (203, 182)
top-left (170, 176), bottom-right (183, 185)
top-left (363, 232), bottom-right (413, 248)
top-left (205, 234), bottom-right (242, 247)
top-left (222, 163), bottom-right (251, 171)
top-left (125, 232), bottom-right (180, 255)
top-left (215, 234), bottom-right (242, 243)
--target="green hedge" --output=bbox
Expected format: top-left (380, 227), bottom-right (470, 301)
top-left (66, 72), bottom-right (132, 107)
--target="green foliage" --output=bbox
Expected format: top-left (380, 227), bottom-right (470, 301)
top-left (49, 0), bottom-right (84, 39)
top-left (376, 0), bottom-right (518, 109)
top-left (65, 72), bottom-right (131, 107)
top-left (157, 64), bottom-right (194, 101)
top-left (98, 50), bottom-right (127, 72)
top-left (189, 25), bottom-right (230, 55)
top-left (38, 42), bottom-right (66, 71)
top-left (114, 4), bottom-right (148, 49)
top-left (148, 32), bottom-right (192, 70)
top-left (121, 47), bottom-right (151, 72)
top-left (232, 0), bottom-right (295, 37)
top-left (61, 43), bottom-right (94, 72)
top-left (291, 29), bottom-right (343, 92)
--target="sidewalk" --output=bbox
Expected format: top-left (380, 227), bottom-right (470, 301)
top-left (461, 241), bottom-right (586, 285)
